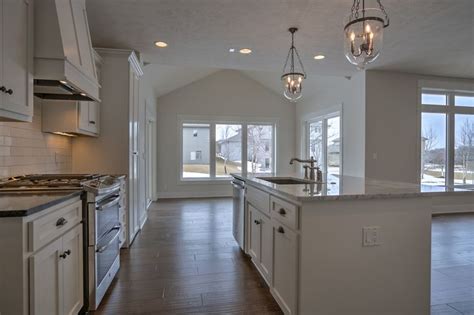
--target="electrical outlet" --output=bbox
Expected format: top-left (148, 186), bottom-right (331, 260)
top-left (363, 226), bottom-right (381, 247)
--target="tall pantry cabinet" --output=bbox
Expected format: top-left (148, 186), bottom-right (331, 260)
top-left (72, 49), bottom-right (147, 247)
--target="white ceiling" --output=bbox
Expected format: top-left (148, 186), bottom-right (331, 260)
top-left (87, 0), bottom-right (473, 79)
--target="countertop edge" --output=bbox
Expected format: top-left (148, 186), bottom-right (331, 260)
top-left (0, 191), bottom-right (83, 218)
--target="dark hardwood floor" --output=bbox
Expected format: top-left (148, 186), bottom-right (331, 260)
top-left (431, 214), bottom-right (474, 315)
top-left (94, 198), bottom-right (283, 315)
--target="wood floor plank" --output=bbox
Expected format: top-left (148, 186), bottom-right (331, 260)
top-left (93, 198), bottom-right (282, 315)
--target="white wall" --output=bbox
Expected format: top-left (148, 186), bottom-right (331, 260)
top-left (156, 70), bottom-right (296, 198)
top-left (295, 72), bottom-right (366, 177)
top-left (365, 70), bottom-right (474, 183)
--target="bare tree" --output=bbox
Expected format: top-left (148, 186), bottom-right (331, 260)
top-left (458, 120), bottom-right (474, 184)
top-left (421, 127), bottom-right (438, 179)
top-left (248, 126), bottom-right (269, 173)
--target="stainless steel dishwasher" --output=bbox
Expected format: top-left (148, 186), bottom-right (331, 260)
top-left (231, 177), bottom-right (245, 250)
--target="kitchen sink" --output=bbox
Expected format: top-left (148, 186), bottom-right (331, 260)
top-left (256, 177), bottom-right (317, 185)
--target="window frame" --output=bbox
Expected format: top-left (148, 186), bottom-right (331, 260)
top-left (301, 105), bottom-right (343, 175)
top-left (418, 88), bottom-right (474, 186)
top-left (178, 115), bottom-right (277, 183)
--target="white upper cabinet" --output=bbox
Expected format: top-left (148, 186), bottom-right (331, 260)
top-left (0, 0), bottom-right (34, 122)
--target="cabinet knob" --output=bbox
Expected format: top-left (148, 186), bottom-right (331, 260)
top-left (56, 217), bottom-right (68, 227)
top-left (59, 250), bottom-right (71, 259)
top-left (277, 226), bottom-right (285, 234)
top-left (5, 88), bottom-right (13, 95)
top-left (0, 86), bottom-right (5, 92)
top-left (254, 219), bottom-right (261, 225)
top-left (278, 208), bottom-right (286, 216)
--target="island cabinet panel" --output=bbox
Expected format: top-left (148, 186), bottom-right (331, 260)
top-left (247, 186), bottom-right (270, 214)
top-left (272, 220), bottom-right (298, 315)
top-left (259, 214), bottom-right (273, 284)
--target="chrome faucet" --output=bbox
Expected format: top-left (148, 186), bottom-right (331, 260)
top-left (290, 157), bottom-right (322, 182)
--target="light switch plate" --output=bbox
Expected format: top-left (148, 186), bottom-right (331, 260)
top-left (363, 226), bottom-right (381, 247)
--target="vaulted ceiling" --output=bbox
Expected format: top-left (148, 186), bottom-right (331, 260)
top-left (87, 0), bottom-right (473, 80)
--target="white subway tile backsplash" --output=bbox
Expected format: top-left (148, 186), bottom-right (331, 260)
top-left (0, 101), bottom-right (72, 177)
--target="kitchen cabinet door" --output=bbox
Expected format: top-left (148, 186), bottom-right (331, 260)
top-left (61, 225), bottom-right (83, 315)
top-left (260, 214), bottom-right (273, 285)
top-left (88, 102), bottom-right (99, 133)
top-left (78, 101), bottom-right (90, 131)
top-left (29, 238), bottom-right (62, 315)
top-left (1, 0), bottom-right (33, 121)
top-left (272, 222), bottom-right (298, 315)
top-left (248, 204), bottom-right (261, 262)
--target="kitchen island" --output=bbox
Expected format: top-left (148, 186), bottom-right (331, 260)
top-left (232, 173), bottom-right (474, 315)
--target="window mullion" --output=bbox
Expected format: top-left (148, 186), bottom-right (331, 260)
top-left (322, 118), bottom-right (328, 173)
top-left (446, 93), bottom-right (455, 186)
top-left (210, 123), bottom-right (216, 179)
top-left (242, 124), bottom-right (248, 176)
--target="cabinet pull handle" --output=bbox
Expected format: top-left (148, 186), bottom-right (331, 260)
top-left (59, 250), bottom-right (71, 259)
top-left (5, 88), bottom-right (13, 95)
top-left (56, 217), bottom-right (68, 227)
top-left (254, 219), bottom-right (261, 225)
top-left (89, 121), bottom-right (96, 124)
top-left (277, 226), bottom-right (285, 234)
top-left (278, 208), bottom-right (286, 216)
top-left (0, 86), bottom-right (5, 92)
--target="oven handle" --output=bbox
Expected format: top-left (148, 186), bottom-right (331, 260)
top-left (96, 225), bottom-right (121, 253)
top-left (96, 194), bottom-right (121, 211)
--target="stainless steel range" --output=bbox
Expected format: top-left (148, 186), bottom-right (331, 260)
top-left (0, 174), bottom-right (125, 312)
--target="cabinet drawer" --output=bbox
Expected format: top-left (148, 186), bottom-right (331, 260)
top-left (246, 186), bottom-right (270, 214)
top-left (29, 200), bottom-right (82, 252)
top-left (271, 196), bottom-right (299, 230)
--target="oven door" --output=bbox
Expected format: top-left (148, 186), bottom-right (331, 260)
top-left (94, 192), bottom-right (121, 242)
top-left (96, 224), bottom-right (121, 288)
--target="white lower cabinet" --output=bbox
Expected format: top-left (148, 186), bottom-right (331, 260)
top-left (30, 221), bottom-right (83, 315)
top-left (246, 187), bottom-right (299, 315)
top-left (0, 197), bottom-right (83, 315)
top-left (272, 221), bottom-right (298, 315)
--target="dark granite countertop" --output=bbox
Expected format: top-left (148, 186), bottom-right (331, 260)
top-left (0, 191), bottom-right (83, 217)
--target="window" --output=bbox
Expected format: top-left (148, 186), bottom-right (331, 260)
top-left (420, 89), bottom-right (474, 186)
top-left (182, 123), bottom-right (210, 178)
top-left (248, 125), bottom-right (273, 174)
top-left (216, 124), bottom-right (242, 177)
top-left (305, 112), bottom-right (342, 175)
top-left (181, 120), bottom-right (275, 180)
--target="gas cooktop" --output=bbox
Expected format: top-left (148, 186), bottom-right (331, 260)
top-left (0, 174), bottom-right (100, 192)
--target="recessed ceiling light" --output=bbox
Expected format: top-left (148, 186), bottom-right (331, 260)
top-left (80, 92), bottom-right (87, 96)
top-left (154, 41), bottom-right (168, 48)
top-left (239, 48), bottom-right (252, 54)
top-left (314, 55), bottom-right (325, 60)
top-left (229, 48), bottom-right (235, 53)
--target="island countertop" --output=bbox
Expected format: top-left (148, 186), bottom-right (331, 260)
top-left (0, 191), bottom-right (83, 217)
top-left (231, 173), bottom-right (474, 202)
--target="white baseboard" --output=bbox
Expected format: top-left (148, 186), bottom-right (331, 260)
top-left (157, 191), bottom-right (232, 199)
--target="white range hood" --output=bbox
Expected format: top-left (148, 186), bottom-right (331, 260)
top-left (34, 0), bottom-right (100, 102)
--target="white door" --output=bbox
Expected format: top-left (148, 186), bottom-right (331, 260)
top-left (248, 205), bottom-right (261, 262)
top-left (88, 102), bottom-right (99, 133)
top-left (260, 214), bottom-right (273, 284)
top-left (272, 222), bottom-right (298, 315)
top-left (61, 225), bottom-right (83, 315)
top-left (2, 0), bottom-right (33, 117)
top-left (30, 238), bottom-right (62, 315)
top-left (78, 101), bottom-right (90, 131)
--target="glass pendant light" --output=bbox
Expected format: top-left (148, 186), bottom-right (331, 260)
top-left (343, 0), bottom-right (390, 69)
top-left (281, 27), bottom-right (306, 102)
